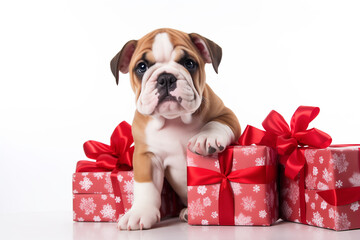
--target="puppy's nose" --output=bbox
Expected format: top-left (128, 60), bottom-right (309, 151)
top-left (157, 73), bottom-right (177, 90)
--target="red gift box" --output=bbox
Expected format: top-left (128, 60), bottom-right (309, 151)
top-left (239, 106), bottom-right (360, 230)
top-left (73, 121), bottom-right (183, 222)
top-left (187, 145), bottom-right (278, 226)
top-left (280, 145), bottom-right (360, 230)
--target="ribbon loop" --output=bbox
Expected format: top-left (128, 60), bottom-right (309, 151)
top-left (239, 106), bottom-right (332, 179)
top-left (76, 121), bottom-right (134, 220)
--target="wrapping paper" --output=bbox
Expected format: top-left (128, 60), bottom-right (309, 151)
top-left (73, 171), bottom-right (183, 222)
top-left (187, 145), bottom-right (278, 226)
top-left (280, 146), bottom-right (360, 230)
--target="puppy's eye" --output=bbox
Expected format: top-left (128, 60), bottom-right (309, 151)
top-left (136, 62), bottom-right (148, 74)
top-left (184, 59), bottom-right (196, 70)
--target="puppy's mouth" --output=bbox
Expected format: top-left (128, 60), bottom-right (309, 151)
top-left (158, 94), bottom-right (179, 104)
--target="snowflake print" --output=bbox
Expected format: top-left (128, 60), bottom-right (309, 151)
top-left (240, 146), bottom-right (257, 155)
top-left (253, 185), bottom-right (260, 193)
top-left (126, 194), bottom-right (134, 204)
top-left (312, 212), bottom-right (324, 227)
top-left (321, 201), bottom-right (327, 210)
top-left (313, 167), bottom-right (318, 176)
top-left (319, 156), bottom-right (324, 164)
top-left (187, 157), bottom-right (197, 167)
top-left (104, 174), bottom-right (112, 193)
top-left (315, 194), bottom-right (318, 200)
top-left (317, 181), bottom-right (329, 190)
top-left (230, 182), bottom-right (242, 195)
top-left (115, 196), bottom-right (121, 203)
top-left (197, 186), bottom-right (207, 195)
top-left (188, 198), bottom-right (205, 219)
top-left (349, 172), bottom-right (360, 186)
top-left (94, 173), bottom-right (104, 180)
top-left (255, 157), bottom-right (265, 166)
top-left (211, 211), bottom-right (218, 218)
top-left (201, 219), bottom-right (209, 225)
top-left (93, 216), bottom-right (101, 222)
top-left (117, 174), bottom-right (123, 183)
top-left (101, 195), bottom-right (107, 200)
top-left (214, 160), bottom-right (220, 169)
top-left (310, 202), bottom-right (315, 210)
top-left (100, 204), bottom-right (116, 219)
top-left (259, 210), bottom-right (267, 219)
top-left (78, 217), bottom-right (84, 222)
top-left (350, 202), bottom-right (359, 212)
top-left (334, 212), bottom-right (351, 230)
top-left (242, 196), bottom-right (256, 212)
top-left (305, 149), bottom-right (316, 163)
top-left (109, 194), bottom-right (115, 198)
top-left (305, 175), bottom-right (317, 189)
top-left (73, 211), bottom-right (76, 220)
top-left (288, 182), bottom-right (299, 204)
top-left (322, 168), bottom-right (333, 183)
top-left (305, 193), bottom-right (310, 203)
top-left (264, 190), bottom-right (275, 210)
top-left (73, 189), bottom-right (78, 194)
top-left (335, 180), bottom-right (343, 188)
top-left (188, 186), bottom-right (194, 191)
top-left (330, 153), bottom-right (349, 174)
top-left (81, 173), bottom-right (89, 176)
top-left (127, 171), bottom-right (134, 178)
top-left (211, 185), bottom-right (220, 200)
top-left (281, 201), bottom-right (293, 219)
top-left (79, 197), bottom-right (96, 215)
top-left (79, 177), bottom-right (93, 191)
top-left (123, 180), bottom-right (134, 194)
top-left (329, 208), bottom-right (335, 219)
top-left (235, 213), bottom-right (253, 225)
top-left (203, 197), bottom-right (212, 207)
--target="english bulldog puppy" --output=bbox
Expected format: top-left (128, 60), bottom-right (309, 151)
top-left (110, 28), bottom-right (240, 230)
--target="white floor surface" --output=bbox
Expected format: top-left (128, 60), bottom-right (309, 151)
top-left (1, 212), bottom-right (360, 240)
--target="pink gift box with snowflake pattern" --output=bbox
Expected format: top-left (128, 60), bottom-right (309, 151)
top-left (187, 145), bottom-right (279, 226)
top-left (280, 146), bottom-right (360, 230)
top-left (73, 171), bottom-right (183, 222)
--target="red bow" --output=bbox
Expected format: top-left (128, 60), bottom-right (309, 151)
top-left (75, 121), bottom-right (134, 219)
top-left (187, 147), bottom-right (276, 225)
top-left (239, 106), bottom-right (332, 179)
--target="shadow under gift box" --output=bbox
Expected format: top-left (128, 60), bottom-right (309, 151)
top-left (187, 145), bottom-right (279, 226)
top-left (280, 145), bottom-right (360, 231)
top-left (73, 171), bottom-right (184, 222)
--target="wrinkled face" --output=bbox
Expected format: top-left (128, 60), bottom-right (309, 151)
top-left (130, 32), bottom-right (205, 119)
top-left (111, 29), bottom-right (222, 120)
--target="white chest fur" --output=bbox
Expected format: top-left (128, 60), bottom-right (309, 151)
top-left (145, 117), bottom-right (202, 165)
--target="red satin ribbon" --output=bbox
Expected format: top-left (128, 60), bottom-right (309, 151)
top-left (239, 106), bottom-right (332, 179)
top-left (187, 146), bottom-right (276, 225)
top-left (75, 121), bottom-right (134, 219)
top-left (239, 106), bottom-right (332, 224)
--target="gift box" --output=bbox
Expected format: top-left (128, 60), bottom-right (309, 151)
top-left (239, 106), bottom-right (360, 231)
top-left (280, 145), bottom-right (360, 230)
top-left (73, 171), bottom-right (182, 222)
top-left (187, 145), bottom-right (278, 226)
top-left (73, 121), bottom-right (183, 222)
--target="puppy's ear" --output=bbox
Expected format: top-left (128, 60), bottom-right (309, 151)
top-left (110, 40), bottom-right (137, 84)
top-left (189, 33), bottom-right (222, 73)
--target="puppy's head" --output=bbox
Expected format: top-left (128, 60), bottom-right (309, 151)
top-left (110, 28), bottom-right (222, 120)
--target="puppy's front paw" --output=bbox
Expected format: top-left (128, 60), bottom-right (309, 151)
top-left (188, 132), bottom-right (228, 155)
top-left (117, 206), bottom-right (160, 230)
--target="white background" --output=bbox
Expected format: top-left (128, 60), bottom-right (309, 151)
top-left (1, 0), bottom-right (360, 218)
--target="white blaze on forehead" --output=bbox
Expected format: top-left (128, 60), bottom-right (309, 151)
top-left (152, 33), bottom-right (174, 62)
